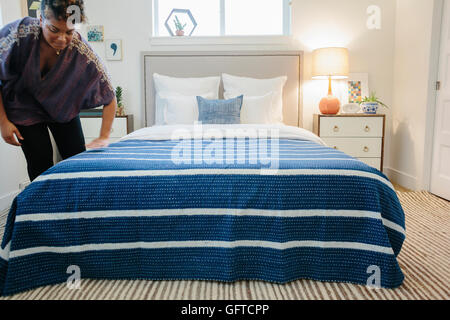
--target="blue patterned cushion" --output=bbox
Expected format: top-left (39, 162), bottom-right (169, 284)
top-left (197, 95), bottom-right (243, 124)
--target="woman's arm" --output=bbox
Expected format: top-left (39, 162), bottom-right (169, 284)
top-left (85, 98), bottom-right (117, 149)
top-left (0, 92), bottom-right (24, 147)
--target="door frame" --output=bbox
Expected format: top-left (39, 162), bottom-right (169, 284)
top-left (424, 0), bottom-right (445, 192)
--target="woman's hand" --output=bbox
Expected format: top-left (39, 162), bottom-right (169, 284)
top-left (0, 119), bottom-right (24, 147)
top-left (86, 136), bottom-right (110, 149)
top-left (84, 98), bottom-right (116, 150)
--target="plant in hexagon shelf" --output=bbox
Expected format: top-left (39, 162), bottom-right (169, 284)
top-left (165, 9), bottom-right (198, 37)
top-left (174, 16), bottom-right (187, 36)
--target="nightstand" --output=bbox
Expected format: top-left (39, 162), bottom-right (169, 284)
top-left (313, 114), bottom-right (386, 171)
top-left (80, 115), bottom-right (134, 144)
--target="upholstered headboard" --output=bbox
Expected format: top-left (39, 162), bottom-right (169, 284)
top-left (142, 50), bottom-right (303, 127)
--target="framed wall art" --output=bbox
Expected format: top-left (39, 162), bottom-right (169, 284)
top-left (105, 39), bottom-right (122, 61)
top-left (346, 73), bottom-right (369, 104)
top-left (87, 25), bottom-right (104, 42)
top-left (334, 73), bottom-right (369, 107)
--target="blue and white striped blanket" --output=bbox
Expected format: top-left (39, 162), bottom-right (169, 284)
top-left (0, 125), bottom-right (405, 296)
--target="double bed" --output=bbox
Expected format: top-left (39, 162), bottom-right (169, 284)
top-left (0, 52), bottom-right (405, 296)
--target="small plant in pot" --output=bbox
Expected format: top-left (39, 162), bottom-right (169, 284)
top-left (360, 92), bottom-right (389, 114)
top-left (115, 86), bottom-right (125, 116)
top-left (174, 15), bottom-right (187, 36)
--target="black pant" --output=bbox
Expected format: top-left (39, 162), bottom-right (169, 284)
top-left (16, 116), bottom-right (86, 182)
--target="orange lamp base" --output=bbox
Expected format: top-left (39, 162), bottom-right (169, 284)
top-left (319, 95), bottom-right (341, 115)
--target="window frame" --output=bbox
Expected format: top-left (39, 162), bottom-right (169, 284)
top-left (152, 0), bottom-right (292, 38)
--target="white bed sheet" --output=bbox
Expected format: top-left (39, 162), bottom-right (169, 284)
top-left (121, 124), bottom-right (326, 146)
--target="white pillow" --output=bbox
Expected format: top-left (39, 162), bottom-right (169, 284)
top-left (222, 73), bottom-right (287, 123)
top-left (163, 93), bottom-right (215, 125)
top-left (224, 92), bottom-right (274, 124)
top-left (153, 73), bottom-right (221, 125)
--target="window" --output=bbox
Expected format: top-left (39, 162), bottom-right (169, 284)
top-left (153, 0), bottom-right (291, 37)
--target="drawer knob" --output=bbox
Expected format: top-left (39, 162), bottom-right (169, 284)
top-left (364, 146), bottom-right (369, 152)
top-left (333, 125), bottom-right (339, 132)
top-left (365, 125), bottom-right (371, 132)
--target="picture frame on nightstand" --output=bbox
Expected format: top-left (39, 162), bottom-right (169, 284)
top-left (334, 73), bottom-right (369, 113)
top-left (345, 73), bottom-right (369, 104)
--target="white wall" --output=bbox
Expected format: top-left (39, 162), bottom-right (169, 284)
top-left (0, 0), bottom-right (21, 25)
top-left (387, 0), bottom-right (442, 190)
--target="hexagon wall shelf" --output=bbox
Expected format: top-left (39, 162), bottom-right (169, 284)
top-left (164, 9), bottom-right (198, 37)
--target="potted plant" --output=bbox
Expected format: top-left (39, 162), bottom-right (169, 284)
top-left (360, 92), bottom-right (389, 114)
top-left (173, 15), bottom-right (187, 36)
top-left (115, 86), bottom-right (125, 116)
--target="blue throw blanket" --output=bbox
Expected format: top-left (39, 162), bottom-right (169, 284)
top-left (0, 132), bottom-right (405, 296)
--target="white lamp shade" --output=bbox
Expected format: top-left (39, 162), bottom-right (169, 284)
top-left (312, 47), bottom-right (349, 80)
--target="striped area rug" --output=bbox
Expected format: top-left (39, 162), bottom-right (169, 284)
top-left (0, 191), bottom-right (448, 300)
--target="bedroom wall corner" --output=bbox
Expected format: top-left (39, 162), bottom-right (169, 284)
top-left (387, 0), bottom-right (440, 191)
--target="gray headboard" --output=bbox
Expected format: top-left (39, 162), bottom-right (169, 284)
top-left (142, 50), bottom-right (303, 127)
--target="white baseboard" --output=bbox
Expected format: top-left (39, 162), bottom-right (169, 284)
top-left (384, 167), bottom-right (418, 191)
top-left (0, 190), bottom-right (19, 213)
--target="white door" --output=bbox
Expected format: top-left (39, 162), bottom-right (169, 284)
top-left (431, 0), bottom-right (450, 201)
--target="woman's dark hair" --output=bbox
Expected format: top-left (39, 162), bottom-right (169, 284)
top-left (41, 0), bottom-right (87, 23)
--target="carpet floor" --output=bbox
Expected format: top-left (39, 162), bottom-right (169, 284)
top-left (0, 191), bottom-right (448, 300)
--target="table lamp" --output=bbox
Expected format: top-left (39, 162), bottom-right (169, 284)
top-left (312, 47), bottom-right (349, 114)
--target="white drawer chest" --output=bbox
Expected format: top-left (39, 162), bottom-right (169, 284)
top-left (80, 115), bottom-right (134, 144)
top-left (313, 114), bottom-right (385, 171)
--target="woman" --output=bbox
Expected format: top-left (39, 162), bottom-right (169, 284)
top-left (0, 0), bottom-right (116, 182)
